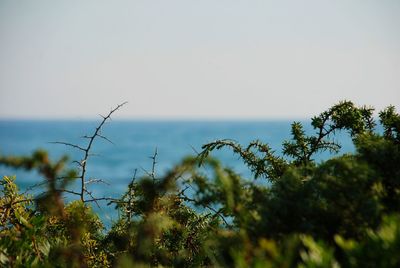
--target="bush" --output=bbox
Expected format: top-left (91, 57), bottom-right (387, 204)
top-left (1, 101), bottom-right (399, 267)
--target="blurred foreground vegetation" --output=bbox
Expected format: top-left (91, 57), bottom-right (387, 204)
top-left (1, 101), bottom-right (400, 267)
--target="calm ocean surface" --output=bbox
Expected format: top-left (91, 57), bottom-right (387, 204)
top-left (0, 120), bottom-right (354, 226)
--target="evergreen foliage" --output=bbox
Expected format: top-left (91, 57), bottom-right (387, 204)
top-left (1, 101), bottom-right (399, 267)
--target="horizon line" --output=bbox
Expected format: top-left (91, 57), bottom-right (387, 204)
top-left (0, 115), bottom-right (313, 122)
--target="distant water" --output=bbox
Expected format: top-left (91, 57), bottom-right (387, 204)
top-left (0, 120), bottom-right (354, 226)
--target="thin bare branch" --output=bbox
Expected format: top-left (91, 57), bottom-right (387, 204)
top-left (150, 147), bottom-right (158, 181)
top-left (131, 168), bottom-right (138, 182)
top-left (84, 197), bottom-right (119, 203)
top-left (85, 178), bottom-right (110, 186)
top-left (140, 166), bottom-right (153, 178)
top-left (78, 102), bottom-right (127, 201)
top-left (189, 144), bottom-right (200, 155)
top-left (97, 134), bottom-right (115, 145)
top-left (180, 194), bottom-right (231, 227)
top-left (49, 142), bottom-right (86, 152)
top-left (61, 189), bottom-right (81, 196)
top-left (72, 160), bottom-right (83, 168)
top-left (23, 176), bottom-right (80, 194)
top-left (177, 185), bottom-right (190, 196)
top-left (51, 102), bottom-right (127, 202)
top-left (84, 189), bottom-right (101, 208)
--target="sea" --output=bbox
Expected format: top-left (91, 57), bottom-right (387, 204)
top-left (0, 120), bottom-right (354, 227)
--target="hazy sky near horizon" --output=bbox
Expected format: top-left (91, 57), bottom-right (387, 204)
top-left (0, 0), bottom-right (399, 119)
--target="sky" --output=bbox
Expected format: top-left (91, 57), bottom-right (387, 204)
top-left (0, 0), bottom-right (399, 119)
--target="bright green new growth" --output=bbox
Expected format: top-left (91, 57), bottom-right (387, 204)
top-left (1, 100), bottom-right (399, 267)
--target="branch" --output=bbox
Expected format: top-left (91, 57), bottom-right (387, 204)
top-left (78, 102), bottom-right (127, 201)
top-left (49, 142), bottom-right (86, 152)
top-left (60, 189), bottom-right (81, 196)
top-left (180, 194), bottom-right (231, 227)
top-left (50, 102), bottom-right (126, 203)
top-left (150, 147), bottom-right (158, 182)
top-left (83, 197), bottom-right (120, 203)
top-left (83, 188), bottom-right (100, 208)
top-left (85, 178), bottom-right (110, 186)
top-left (23, 176), bottom-right (80, 194)
top-left (96, 134), bottom-right (115, 145)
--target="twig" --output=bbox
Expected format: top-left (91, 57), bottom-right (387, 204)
top-left (83, 188), bottom-right (101, 208)
top-left (189, 144), bottom-right (200, 155)
top-left (83, 197), bottom-right (120, 203)
top-left (78, 102), bottom-right (127, 201)
top-left (150, 147), bottom-right (158, 182)
top-left (131, 168), bottom-right (138, 182)
top-left (85, 178), bottom-right (110, 186)
top-left (61, 189), bottom-right (81, 196)
top-left (96, 134), bottom-right (115, 145)
top-left (52, 102), bottom-right (127, 202)
top-left (49, 142), bottom-right (86, 152)
top-left (180, 194), bottom-right (231, 227)
top-left (23, 176), bottom-right (80, 194)
top-left (177, 185), bottom-right (190, 196)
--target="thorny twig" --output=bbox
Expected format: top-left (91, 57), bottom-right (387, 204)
top-left (180, 193), bottom-right (231, 227)
top-left (52, 102), bottom-right (127, 202)
top-left (139, 148), bottom-right (159, 183)
top-left (23, 176), bottom-right (80, 194)
top-left (150, 148), bottom-right (158, 182)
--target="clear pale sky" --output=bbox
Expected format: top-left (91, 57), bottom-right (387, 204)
top-left (0, 0), bottom-right (399, 119)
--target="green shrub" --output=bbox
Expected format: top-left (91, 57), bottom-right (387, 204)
top-left (1, 101), bottom-right (399, 267)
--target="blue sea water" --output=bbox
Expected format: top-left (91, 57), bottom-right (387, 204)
top-left (0, 120), bottom-right (354, 226)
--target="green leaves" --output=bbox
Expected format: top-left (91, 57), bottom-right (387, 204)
top-left (200, 139), bottom-right (287, 181)
top-left (0, 176), bottom-right (51, 267)
top-left (1, 101), bottom-right (400, 267)
top-left (199, 101), bottom-right (379, 181)
top-left (379, 105), bottom-right (400, 143)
